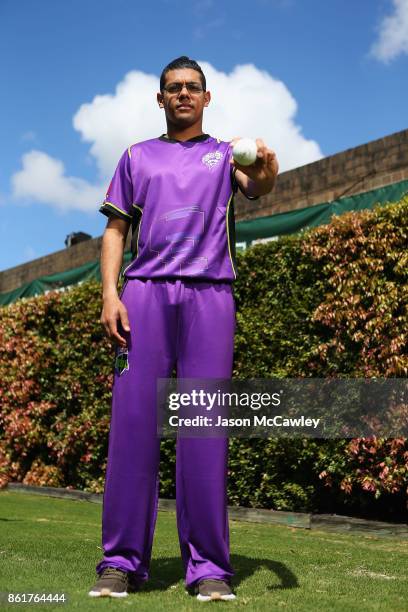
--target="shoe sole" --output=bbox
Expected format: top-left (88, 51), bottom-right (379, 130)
top-left (88, 589), bottom-right (128, 598)
top-left (197, 593), bottom-right (236, 602)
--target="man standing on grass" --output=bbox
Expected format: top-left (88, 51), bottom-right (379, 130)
top-left (88, 56), bottom-right (278, 602)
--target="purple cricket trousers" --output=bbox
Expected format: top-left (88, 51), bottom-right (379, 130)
top-left (95, 278), bottom-right (236, 587)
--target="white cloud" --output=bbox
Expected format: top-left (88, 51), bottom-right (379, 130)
top-left (201, 62), bottom-right (322, 171)
top-left (11, 150), bottom-right (104, 212)
top-left (370, 0), bottom-right (408, 62)
top-left (73, 70), bottom-right (162, 178)
top-left (11, 62), bottom-right (323, 213)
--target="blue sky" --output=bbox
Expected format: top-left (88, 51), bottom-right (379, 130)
top-left (1, 0), bottom-right (407, 272)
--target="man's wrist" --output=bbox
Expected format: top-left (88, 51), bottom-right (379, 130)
top-left (246, 176), bottom-right (276, 197)
top-left (102, 286), bottom-right (119, 300)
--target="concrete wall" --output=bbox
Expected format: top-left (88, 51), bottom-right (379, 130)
top-left (1, 129), bottom-right (407, 294)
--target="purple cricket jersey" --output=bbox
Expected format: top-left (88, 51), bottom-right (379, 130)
top-left (99, 134), bottom-right (247, 282)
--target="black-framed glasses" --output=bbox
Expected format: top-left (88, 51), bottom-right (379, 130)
top-left (162, 82), bottom-right (204, 95)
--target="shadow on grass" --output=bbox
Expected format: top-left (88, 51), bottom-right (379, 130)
top-left (142, 554), bottom-right (298, 593)
top-left (232, 554), bottom-right (298, 591)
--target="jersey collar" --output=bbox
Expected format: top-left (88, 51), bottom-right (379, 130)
top-left (158, 133), bottom-right (211, 144)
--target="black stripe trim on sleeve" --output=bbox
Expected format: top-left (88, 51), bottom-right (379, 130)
top-left (99, 202), bottom-right (132, 222)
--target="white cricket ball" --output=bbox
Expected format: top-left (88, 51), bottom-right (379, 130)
top-left (232, 138), bottom-right (258, 166)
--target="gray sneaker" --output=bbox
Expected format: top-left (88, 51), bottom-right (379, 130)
top-left (88, 567), bottom-right (129, 598)
top-left (196, 579), bottom-right (236, 602)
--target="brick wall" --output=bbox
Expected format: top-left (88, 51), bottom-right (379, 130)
top-left (0, 236), bottom-right (107, 294)
top-left (236, 128), bottom-right (408, 220)
top-left (1, 129), bottom-right (407, 294)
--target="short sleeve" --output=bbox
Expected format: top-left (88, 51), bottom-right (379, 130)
top-left (230, 166), bottom-right (259, 201)
top-left (99, 148), bottom-right (133, 221)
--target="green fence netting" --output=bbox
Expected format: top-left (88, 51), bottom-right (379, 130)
top-left (1, 178), bottom-right (407, 306)
top-left (235, 178), bottom-right (408, 243)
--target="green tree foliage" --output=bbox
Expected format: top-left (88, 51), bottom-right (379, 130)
top-left (0, 198), bottom-right (407, 518)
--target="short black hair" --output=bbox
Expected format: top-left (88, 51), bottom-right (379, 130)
top-left (160, 56), bottom-right (206, 91)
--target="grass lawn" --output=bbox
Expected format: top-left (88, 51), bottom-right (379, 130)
top-left (0, 491), bottom-right (407, 611)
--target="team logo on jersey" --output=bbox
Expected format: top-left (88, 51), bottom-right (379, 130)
top-left (202, 151), bottom-right (223, 169)
top-left (115, 347), bottom-right (129, 376)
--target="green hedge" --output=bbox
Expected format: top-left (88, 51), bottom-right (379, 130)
top-left (0, 197), bottom-right (407, 519)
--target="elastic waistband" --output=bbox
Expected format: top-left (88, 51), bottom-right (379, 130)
top-left (124, 275), bottom-right (233, 286)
